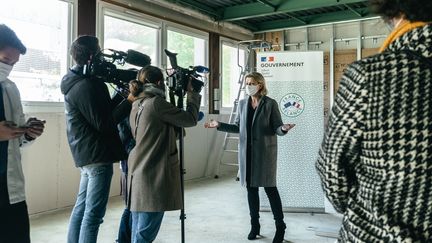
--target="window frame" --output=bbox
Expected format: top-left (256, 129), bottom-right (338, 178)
top-left (166, 23), bottom-right (209, 108)
top-left (97, 2), bottom-right (209, 109)
top-left (219, 37), bottom-right (247, 114)
top-left (2, 0), bottom-right (76, 110)
top-left (97, 2), bottom-right (163, 67)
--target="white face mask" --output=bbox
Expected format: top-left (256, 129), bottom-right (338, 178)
top-left (246, 84), bottom-right (258, 96)
top-left (0, 62), bottom-right (13, 81)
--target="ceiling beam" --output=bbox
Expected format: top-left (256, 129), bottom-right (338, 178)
top-left (257, 0), bottom-right (277, 10)
top-left (344, 4), bottom-right (363, 17)
top-left (165, 0), bottom-right (222, 19)
top-left (285, 13), bottom-right (307, 25)
top-left (222, 0), bottom-right (367, 21)
top-left (232, 20), bottom-right (260, 32)
top-left (253, 7), bottom-right (375, 32)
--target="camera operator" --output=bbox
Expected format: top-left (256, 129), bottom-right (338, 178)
top-left (127, 65), bottom-right (200, 243)
top-left (60, 35), bottom-right (131, 243)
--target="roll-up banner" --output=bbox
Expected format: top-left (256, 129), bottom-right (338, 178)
top-left (257, 51), bottom-right (325, 212)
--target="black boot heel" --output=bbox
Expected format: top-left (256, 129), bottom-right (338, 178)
top-left (247, 223), bottom-right (260, 240)
top-left (272, 223), bottom-right (286, 243)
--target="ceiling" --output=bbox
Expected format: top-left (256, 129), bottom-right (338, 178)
top-left (163, 0), bottom-right (374, 32)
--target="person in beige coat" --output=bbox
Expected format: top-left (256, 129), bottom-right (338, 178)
top-left (127, 65), bottom-right (201, 243)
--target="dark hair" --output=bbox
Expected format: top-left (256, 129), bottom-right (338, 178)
top-left (137, 65), bottom-right (164, 84)
top-left (0, 24), bottom-right (26, 54)
top-left (369, 0), bottom-right (432, 22)
top-left (130, 66), bottom-right (164, 97)
top-left (70, 35), bottom-right (100, 66)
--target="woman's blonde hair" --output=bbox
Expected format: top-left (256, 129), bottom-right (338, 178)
top-left (245, 72), bottom-right (268, 96)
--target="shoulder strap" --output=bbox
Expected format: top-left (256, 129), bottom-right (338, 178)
top-left (133, 98), bottom-right (146, 138)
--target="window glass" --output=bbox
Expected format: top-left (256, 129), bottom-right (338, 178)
top-left (103, 14), bottom-right (159, 69)
top-left (102, 13), bottom-right (159, 96)
top-left (221, 43), bottom-right (245, 108)
top-left (0, 0), bottom-right (71, 101)
top-left (167, 29), bottom-right (207, 106)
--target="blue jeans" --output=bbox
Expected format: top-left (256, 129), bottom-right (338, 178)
top-left (67, 163), bottom-right (113, 243)
top-left (118, 208), bottom-right (132, 243)
top-left (131, 211), bottom-right (164, 243)
top-left (117, 170), bottom-right (132, 243)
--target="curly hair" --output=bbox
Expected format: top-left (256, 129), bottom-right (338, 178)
top-left (369, 0), bottom-right (432, 22)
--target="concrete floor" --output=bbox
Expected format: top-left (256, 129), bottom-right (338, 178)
top-left (30, 174), bottom-right (341, 243)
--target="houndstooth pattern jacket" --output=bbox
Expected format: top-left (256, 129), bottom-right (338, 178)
top-left (317, 24), bottom-right (432, 242)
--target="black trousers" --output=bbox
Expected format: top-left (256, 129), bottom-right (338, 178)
top-left (246, 186), bottom-right (285, 226)
top-left (0, 174), bottom-right (30, 243)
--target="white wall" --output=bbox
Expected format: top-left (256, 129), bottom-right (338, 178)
top-left (20, 107), bottom-right (236, 214)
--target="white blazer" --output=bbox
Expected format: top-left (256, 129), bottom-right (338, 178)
top-left (1, 78), bottom-right (33, 204)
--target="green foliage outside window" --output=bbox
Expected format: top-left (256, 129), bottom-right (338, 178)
top-left (167, 30), bottom-right (194, 68)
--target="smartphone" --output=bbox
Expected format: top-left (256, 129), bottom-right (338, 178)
top-left (25, 119), bottom-right (46, 128)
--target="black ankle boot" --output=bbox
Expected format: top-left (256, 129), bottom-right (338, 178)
top-left (272, 223), bottom-right (286, 243)
top-left (247, 222), bottom-right (260, 240)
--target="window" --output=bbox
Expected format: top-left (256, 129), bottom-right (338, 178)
top-left (167, 29), bottom-right (206, 68)
top-left (167, 28), bottom-right (208, 106)
top-left (99, 5), bottom-right (208, 106)
top-left (0, 0), bottom-right (73, 102)
top-left (221, 41), bottom-right (246, 109)
top-left (100, 9), bottom-right (160, 97)
top-left (103, 12), bottom-right (160, 69)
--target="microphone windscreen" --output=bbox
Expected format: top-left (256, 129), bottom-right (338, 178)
top-left (194, 65), bottom-right (209, 73)
top-left (125, 50), bottom-right (151, 67)
top-left (198, 111), bottom-right (204, 121)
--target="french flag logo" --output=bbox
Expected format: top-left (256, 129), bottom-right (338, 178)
top-left (268, 56), bottom-right (274, 62)
top-left (284, 102), bottom-right (301, 109)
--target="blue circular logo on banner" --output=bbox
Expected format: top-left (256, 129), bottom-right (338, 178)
top-left (280, 93), bottom-right (305, 117)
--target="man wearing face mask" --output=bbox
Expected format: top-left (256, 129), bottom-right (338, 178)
top-left (0, 24), bottom-right (46, 243)
top-left (126, 65), bottom-right (201, 243)
top-left (205, 72), bottom-right (295, 243)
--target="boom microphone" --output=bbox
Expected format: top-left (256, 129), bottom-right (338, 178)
top-left (194, 65), bottom-right (209, 73)
top-left (164, 49), bottom-right (178, 69)
top-left (125, 49), bottom-right (151, 68)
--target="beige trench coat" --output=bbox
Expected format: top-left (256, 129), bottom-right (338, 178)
top-left (127, 91), bottom-right (201, 212)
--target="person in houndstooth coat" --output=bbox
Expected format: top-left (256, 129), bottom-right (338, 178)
top-left (317, 0), bottom-right (432, 242)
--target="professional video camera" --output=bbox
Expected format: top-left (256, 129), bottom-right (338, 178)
top-left (83, 48), bottom-right (151, 90)
top-left (164, 49), bottom-right (208, 97)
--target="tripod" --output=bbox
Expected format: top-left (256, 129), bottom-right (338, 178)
top-left (169, 89), bottom-right (187, 243)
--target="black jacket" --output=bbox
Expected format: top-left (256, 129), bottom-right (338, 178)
top-left (60, 65), bottom-right (130, 167)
